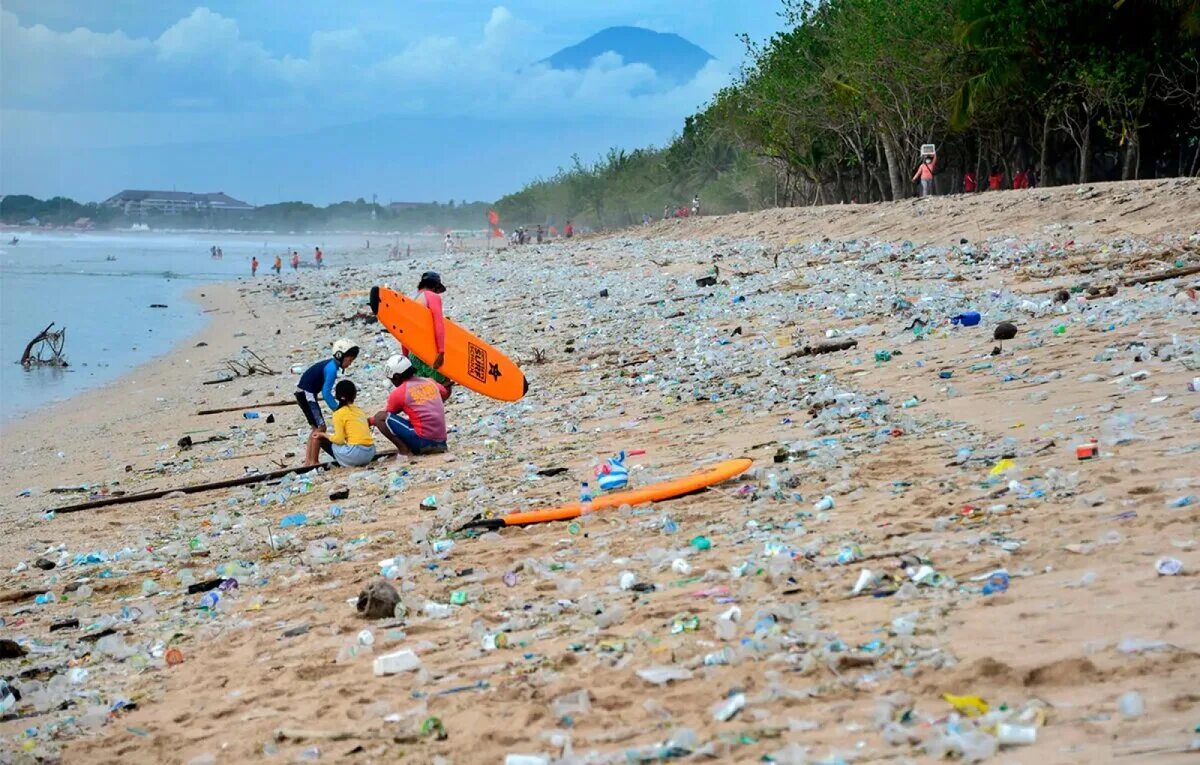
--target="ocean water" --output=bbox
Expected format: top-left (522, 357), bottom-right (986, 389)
top-left (0, 231), bottom-right (327, 420)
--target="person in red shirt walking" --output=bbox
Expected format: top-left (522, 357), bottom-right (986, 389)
top-left (250, 256), bottom-right (258, 277)
top-left (291, 251), bottom-right (300, 270)
top-left (314, 246), bottom-right (323, 268)
top-left (963, 171), bottom-right (978, 193)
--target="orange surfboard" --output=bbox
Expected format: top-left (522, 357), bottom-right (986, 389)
top-left (460, 458), bottom-right (753, 530)
top-left (370, 286), bottom-right (527, 401)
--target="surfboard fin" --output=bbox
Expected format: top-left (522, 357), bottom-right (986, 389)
top-left (457, 516), bottom-right (507, 532)
top-left (369, 286), bottom-right (381, 317)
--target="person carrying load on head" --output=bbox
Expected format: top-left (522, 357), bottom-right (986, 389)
top-left (913, 150), bottom-right (937, 197)
top-left (371, 354), bottom-right (450, 456)
top-left (295, 338), bottom-right (359, 465)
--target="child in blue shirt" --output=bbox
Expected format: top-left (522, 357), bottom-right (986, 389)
top-left (295, 338), bottom-right (358, 465)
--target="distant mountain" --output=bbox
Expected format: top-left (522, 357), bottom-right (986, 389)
top-left (541, 26), bottom-right (714, 84)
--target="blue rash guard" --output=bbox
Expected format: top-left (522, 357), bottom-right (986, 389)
top-left (298, 358), bottom-right (340, 411)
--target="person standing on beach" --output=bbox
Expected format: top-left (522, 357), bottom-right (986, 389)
top-left (314, 247), bottom-right (323, 268)
top-left (536, 225), bottom-right (544, 244)
top-left (251, 256), bottom-right (258, 276)
top-left (291, 251), bottom-right (300, 271)
top-left (963, 170), bottom-right (978, 193)
top-left (401, 271), bottom-right (453, 386)
top-left (565, 221), bottom-right (574, 239)
top-left (912, 151), bottom-right (937, 197)
top-left (296, 338), bottom-right (359, 465)
top-left (987, 166), bottom-right (1004, 190)
top-left (444, 233), bottom-right (454, 254)
top-left (370, 355), bottom-right (450, 456)
top-left (273, 254), bottom-right (282, 275)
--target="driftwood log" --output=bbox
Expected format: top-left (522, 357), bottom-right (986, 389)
top-left (20, 322), bottom-right (68, 367)
top-left (782, 339), bottom-right (858, 360)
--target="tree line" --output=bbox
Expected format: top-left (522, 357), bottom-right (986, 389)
top-left (0, 195), bottom-right (494, 232)
top-left (496, 0), bottom-right (1200, 228)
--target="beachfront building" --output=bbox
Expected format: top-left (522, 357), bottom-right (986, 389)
top-left (103, 190), bottom-right (255, 217)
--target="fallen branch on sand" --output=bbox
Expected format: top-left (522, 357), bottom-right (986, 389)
top-left (782, 339), bottom-right (858, 360)
top-left (197, 401), bottom-right (293, 415)
top-left (48, 450), bottom-right (398, 514)
top-left (1123, 262), bottom-right (1200, 286)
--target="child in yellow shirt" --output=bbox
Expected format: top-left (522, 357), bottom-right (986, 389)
top-left (313, 380), bottom-right (376, 467)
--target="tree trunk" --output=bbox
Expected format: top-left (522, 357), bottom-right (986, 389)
top-left (1121, 129), bottom-right (1139, 180)
top-left (1038, 112), bottom-right (1053, 187)
top-left (1079, 119), bottom-right (1092, 183)
top-left (880, 132), bottom-right (905, 200)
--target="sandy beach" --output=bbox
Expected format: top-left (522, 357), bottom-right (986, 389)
top-left (2, 178), bottom-right (1199, 764)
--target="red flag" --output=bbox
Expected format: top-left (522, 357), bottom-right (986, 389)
top-left (487, 209), bottom-right (499, 225)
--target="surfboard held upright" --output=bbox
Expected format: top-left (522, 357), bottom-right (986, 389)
top-left (370, 285), bottom-right (528, 402)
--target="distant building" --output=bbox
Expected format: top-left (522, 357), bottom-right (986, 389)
top-left (103, 190), bottom-right (255, 216)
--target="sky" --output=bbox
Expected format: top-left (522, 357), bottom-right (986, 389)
top-left (0, 2), bottom-right (783, 205)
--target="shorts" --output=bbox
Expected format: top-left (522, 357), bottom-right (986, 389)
top-left (408, 353), bottom-right (450, 386)
top-left (295, 390), bottom-right (325, 428)
top-left (384, 413), bottom-right (447, 454)
top-left (332, 443), bottom-right (376, 467)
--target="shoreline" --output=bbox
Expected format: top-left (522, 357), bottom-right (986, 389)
top-left (0, 280), bottom-right (232, 427)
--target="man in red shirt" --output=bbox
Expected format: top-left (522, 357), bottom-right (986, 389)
top-left (371, 355), bottom-right (450, 455)
top-left (987, 166), bottom-right (1004, 190)
top-left (963, 171), bottom-right (977, 193)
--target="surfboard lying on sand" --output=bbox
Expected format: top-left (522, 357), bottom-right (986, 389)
top-left (370, 286), bottom-right (527, 402)
top-left (459, 458), bottom-right (753, 530)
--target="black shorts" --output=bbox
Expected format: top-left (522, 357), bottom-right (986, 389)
top-left (295, 390), bottom-right (325, 428)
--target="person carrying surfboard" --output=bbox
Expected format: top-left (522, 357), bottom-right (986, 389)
top-left (402, 271), bottom-right (453, 387)
top-left (295, 338), bottom-right (359, 465)
top-left (371, 354), bottom-right (449, 456)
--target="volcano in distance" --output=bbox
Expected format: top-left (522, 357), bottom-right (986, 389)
top-left (540, 26), bottom-right (715, 84)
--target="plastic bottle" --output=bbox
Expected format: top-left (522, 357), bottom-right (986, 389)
top-left (814, 495), bottom-right (834, 512)
top-left (1117, 691), bottom-right (1145, 718)
top-left (243, 412), bottom-right (261, 419)
top-left (579, 482), bottom-right (593, 515)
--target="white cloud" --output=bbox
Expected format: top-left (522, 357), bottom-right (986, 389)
top-left (2, 5), bottom-right (729, 123)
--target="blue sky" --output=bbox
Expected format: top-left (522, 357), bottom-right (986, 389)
top-left (0, 2), bottom-right (783, 205)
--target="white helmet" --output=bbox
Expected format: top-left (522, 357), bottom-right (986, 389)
top-left (332, 338), bottom-right (358, 360)
top-left (385, 354), bottom-right (412, 378)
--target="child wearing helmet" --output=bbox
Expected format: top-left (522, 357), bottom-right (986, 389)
top-left (402, 271), bottom-right (452, 386)
top-left (296, 338), bottom-right (359, 465)
top-left (313, 380), bottom-right (376, 467)
top-left (371, 354), bottom-right (450, 456)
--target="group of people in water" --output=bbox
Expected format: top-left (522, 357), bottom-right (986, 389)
top-left (294, 271), bottom-right (452, 468)
top-left (251, 246), bottom-right (322, 276)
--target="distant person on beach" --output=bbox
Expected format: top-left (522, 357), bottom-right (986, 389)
top-left (444, 233), bottom-right (454, 253)
top-left (291, 251), bottom-right (300, 270)
top-left (273, 254), bottom-right (282, 274)
top-left (963, 171), bottom-right (978, 193)
top-left (251, 256), bottom-right (258, 276)
top-left (1013, 167), bottom-right (1034, 189)
top-left (296, 338), bottom-right (359, 466)
top-left (211, 245), bottom-right (217, 258)
top-left (692, 195), bottom-right (701, 215)
top-left (313, 380), bottom-right (376, 467)
top-left (403, 271), bottom-right (452, 386)
top-left (988, 166), bottom-right (1004, 190)
top-left (663, 205), bottom-right (670, 220)
top-left (371, 354), bottom-right (450, 456)
top-left (912, 151), bottom-right (937, 197)
top-left (314, 247), bottom-right (323, 268)
top-left (536, 225), bottom-right (544, 244)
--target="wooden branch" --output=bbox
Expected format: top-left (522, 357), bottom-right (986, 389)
top-left (20, 322), bottom-right (55, 366)
top-left (1123, 263), bottom-right (1200, 286)
top-left (48, 450), bottom-right (398, 514)
top-left (782, 339), bottom-right (858, 360)
top-left (197, 401), bottom-right (294, 415)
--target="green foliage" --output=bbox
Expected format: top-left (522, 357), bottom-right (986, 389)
top-left (497, 0), bottom-right (1200, 225)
